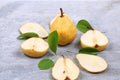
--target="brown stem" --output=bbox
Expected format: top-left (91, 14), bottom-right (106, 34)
top-left (60, 8), bottom-right (64, 17)
top-left (61, 55), bottom-right (65, 58)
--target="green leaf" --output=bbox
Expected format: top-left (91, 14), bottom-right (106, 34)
top-left (17, 32), bottom-right (39, 40)
top-left (77, 19), bottom-right (94, 33)
top-left (38, 59), bottom-right (54, 70)
top-left (79, 47), bottom-right (99, 55)
top-left (48, 30), bottom-right (59, 54)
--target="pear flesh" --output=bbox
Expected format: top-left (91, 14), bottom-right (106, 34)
top-left (52, 56), bottom-right (80, 80)
top-left (76, 54), bottom-right (108, 73)
top-left (21, 37), bottom-right (49, 57)
top-left (20, 22), bottom-right (48, 38)
top-left (80, 30), bottom-right (108, 51)
top-left (50, 13), bottom-right (77, 46)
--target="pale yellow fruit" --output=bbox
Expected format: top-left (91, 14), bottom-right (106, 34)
top-left (20, 22), bottom-right (48, 38)
top-left (76, 54), bottom-right (108, 73)
top-left (80, 30), bottom-right (108, 51)
top-left (21, 37), bottom-right (49, 57)
top-left (50, 8), bottom-right (76, 45)
top-left (52, 56), bottom-right (80, 80)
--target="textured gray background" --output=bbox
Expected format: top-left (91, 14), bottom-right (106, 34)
top-left (0, 0), bottom-right (120, 80)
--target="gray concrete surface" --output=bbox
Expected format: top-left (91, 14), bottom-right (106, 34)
top-left (0, 0), bottom-right (120, 80)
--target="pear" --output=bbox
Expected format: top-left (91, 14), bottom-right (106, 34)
top-left (80, 30), bottom-right (108, 51)
top-left (20, 22), bottom-right (48, 38)
top-left (52, 56), bottom-right (80, 80)
top-left (76, 54), bottom-right (108, 73)
top-left (21, 37), bottom-right (49, 57)
top-left (50, 8), bottom-right (77, 45)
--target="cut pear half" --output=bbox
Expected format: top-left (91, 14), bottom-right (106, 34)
top-left (52, 56), bottom-right (80, 80)
top-left (76, 54), bottom-right (108, 73)
top-left (80, 30), bottom-right (108, 51)
top-left (21, 37), bottom-right (49, 57)
top-left (20, 22), bottom-right (48, 38)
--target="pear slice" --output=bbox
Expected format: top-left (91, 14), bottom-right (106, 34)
top-left (21, 37), bottom-right (49, 57)
top-left (80, 30), bottom-right (108, 51)
top-left (52, 56), bottom-right (80, 80)
top-left (76, 54), bottom-right (108, 73)
top-left (20, 22), bottom-right (48, 38)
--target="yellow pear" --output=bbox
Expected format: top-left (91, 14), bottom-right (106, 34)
top-left (21, 37), bottom-right (49, 57)
top-left (76, 54), bottom-right (108, 73)
top-left (80, 30), bottom-right (108, 51)
top-left (52, 56), bottom-right (80, 80)
top-left (50, 8), bottom-right (77, 45)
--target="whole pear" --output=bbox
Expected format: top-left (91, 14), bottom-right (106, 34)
top-left (50, 8), bottom-right (77, 45)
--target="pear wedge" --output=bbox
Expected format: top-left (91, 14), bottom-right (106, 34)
top-left (20, 22), bottom-right (48, 38)
top-left (76, 54), bottom-right (108, 73)
top-left (21, 37), bottom-right (49, 57)
top-left (80, 30), bottom-right (108, 51)
top-left (52, 56), bottom-right (80, 80)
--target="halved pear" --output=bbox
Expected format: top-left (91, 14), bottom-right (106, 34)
top-left (21, 37), bottom-right (49, 57)
top-left (52, 56), bottom-right (80, 80)
top-left (76, 54), bottom-right (108, 73)
top-left (80, 30), bottom-right (108, 51)
top-left (20, 22), bottom-right (48, 38)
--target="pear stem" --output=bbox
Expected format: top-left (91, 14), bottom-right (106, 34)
top-left (61, 55), bottom-right (65, 58)
top-left (60, 8), bottom-right (64, 17)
